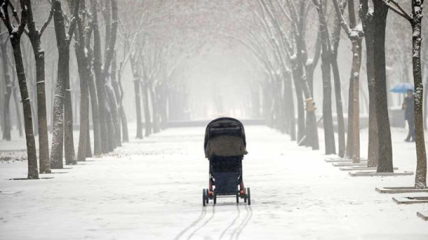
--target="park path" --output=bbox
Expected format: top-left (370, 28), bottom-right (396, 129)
top-left (0, 126), bottom-right (427, 240)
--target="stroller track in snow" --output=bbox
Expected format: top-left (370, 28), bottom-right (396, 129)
top-left (173, 208), bottom-right (207, 240)
top-left (218, 205), bottom-right (241, 240)
top-left (228, 205), bottom-right (250, 240)
top-left (186, 207), bottom-right (216, 240)
top-left (174, 203), bottom-right (252, 240)
top-left (233, 205), bottom-right (253, 240)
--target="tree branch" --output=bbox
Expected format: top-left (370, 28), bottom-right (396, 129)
top-left (40, 2), bottom-right (55, 36)
top-left (382, 0), bottom-right (412, 22)
top-left (8, 0), bottom-right (20, 24)
top-left (332, 0), bottom-right (353, 36)
top-left (0, 0), bottom-right (13, 33)
top-left (66, 0), bottom-right (80, 43)
top-left (16, 0), bottom-right (28, 37)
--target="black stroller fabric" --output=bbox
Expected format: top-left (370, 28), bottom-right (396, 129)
top-left (209, 155), bottom-right (243, 195)
top-left (204, 118), bottom-right (247, 159)
top-left (210, 156), bottom-right (243, 173)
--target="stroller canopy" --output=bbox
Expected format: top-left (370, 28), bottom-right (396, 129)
top-left (204, 117), bottom-right (247, 158)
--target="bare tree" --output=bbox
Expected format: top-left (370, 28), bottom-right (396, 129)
top-left (85, 3), bottom-right (102, 156)
top-left (109, 53), bottom-right (122, 145)
top-left (312, 0), bottom-right (336, 155)
top-left (256, 0), bottom-right (320, 148)
top-left (373, 0), bottom-right (393, 172)
top-left (0, 0), bottom-right (38, 179)
top-left (50, 0), bottom-right (79, 169)
top-left (91, 0), bottom-right (118, 153)
top-left (330, 0), bottom-right (347, 158)
top-left (74, 0), bottom-right (91, 162)
top-left (382, 0), bottom-right (426, 187)
top-left (102, 0), bottom-right (120, 147)
top-left (130, 47), bottom-right (144, 138)
top-left (26, 0), bottom-right (54, 173)
top-left (361, 0), bottom-right (378, 167)
top-left (0, 23), bottom-right (12, 141)
top-left (332, 0), bottom-right (364, 163)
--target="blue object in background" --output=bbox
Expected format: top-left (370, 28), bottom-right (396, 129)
top-left (390, 83), bottom-right (414, 93)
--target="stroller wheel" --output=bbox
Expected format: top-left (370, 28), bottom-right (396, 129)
top-left (213, 193), bottom-right (217, 205)
top-left (247, 188), bottom-right (251, 205)
top-left (203, 189), bottom-right (207, 207)
top-left (205, 189), bottom-right (209, 204)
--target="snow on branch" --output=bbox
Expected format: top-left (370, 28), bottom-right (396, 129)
top-left (381, 0), bottom-right (412, 22)
top-left (40, 3), bottom-right (55, 37)
top-left (332, 0), bottom-right (364, 40)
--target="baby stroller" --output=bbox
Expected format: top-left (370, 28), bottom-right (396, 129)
top-left (202, 117), bottom-right (251, 206)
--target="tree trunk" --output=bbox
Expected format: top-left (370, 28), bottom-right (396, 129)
top-left (107, 109), bottom-right (116, 151)
top-left (1, 26), bottom-right (12, 141)
top-left (291, 62), bottom-right (305, 144)
top-left (50, 0), bottom-right (68, 169)
top-left (86, 119), bottom-right (92, 158)
top-left (120, 106), bottom-right (129, 142)
top-left (305, 69), bottom-right (319, 150)
top-left (106, 85), bottom-right (121, 147)
top-left (331, 60), bottom-right (345, 157)
top-left (50, 0), bottom-right (79, 168)
top-left (411, 2), bottom-right (427, 188)
top-left (273, 78), bottom-right (281, 130)
top-left (75, 11), bottom-right (90, 162)
top-left (113, 76), bottom-right (129, 142)
top-left (22, 45), bottom-right (39, 138)
top-left (321, 51), bottom-right (336, 155)
top-left (63, 49), bottom-right (76, 165)
top-left (1, 0), bottom-right (39, 178)
top-left (345, 76), bottom-right (354, 159)
top-left (92, 0), bottom-right (109, 154)
top-left (110, 54), bottom-right (122, 144)
top-left (115, 67), bottom-right (129, 142)
top-left (350, 39), bottom-right (362, 163)
top-left (12, 78), bottom-right (24, 137)
top-left (49, 61), bottom-right (55, 133)
top-left (314, 0), bottom-right (336, 155)
top-left (27, 1), bottom-right (51, 173)
top-left (142, 81), bottom-right (152, 136)
top-left (133, 78), bottom-right (143, 139)
top-left (373, 1), bottom-right (393, 172)
top-left (361, 2), bottom-right (379, 168)
top-left (330, 0), bottom-right (346, 158)
top-left (0, 66), bottom-right (3, 135)
top-left (130, 54), bottom-right (143, 139)
top-left (159, 85), bottom-right (168, 129)
top-left (150, 84), bottom-right (160, 134)
top-left (103, 0), bottom-right (119, 150)
top-left (88, 71), bottom-right (102, 156)
top-left (285, 76), bottom-right (296, 141)
top-left (423, 64), bottom-right (428, 130)
top-left (12, 42), bottom-right (39, 179)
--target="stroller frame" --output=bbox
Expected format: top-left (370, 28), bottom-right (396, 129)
top-left (202, 118), bottom-right (251, 206)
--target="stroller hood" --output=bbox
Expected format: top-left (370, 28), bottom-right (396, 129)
top-left (204, 117), bottom-right (247, 158)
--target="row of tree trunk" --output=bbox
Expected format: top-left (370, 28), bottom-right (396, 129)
top-left (254, 0), bottom-right (426, 189)
top-left (0, 0), bottom-right (131, 179)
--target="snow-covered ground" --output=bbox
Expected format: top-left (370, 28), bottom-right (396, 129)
top-left (0, 126), bottom-right (427, 240)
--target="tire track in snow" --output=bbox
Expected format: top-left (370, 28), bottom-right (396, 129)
top-left (218, 205), bottom-right (240, 240)
top-left (187, 206), bottom-right (216, 240)
top-left (173, 207), bottom-right (207, 240)
top-left (234, 205), bottom-right (252, 240)
top-left (230, 205), bottom-right (252, 240)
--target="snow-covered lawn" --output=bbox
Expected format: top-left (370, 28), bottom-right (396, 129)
top-left (0, 126), bottom-right (427, 240)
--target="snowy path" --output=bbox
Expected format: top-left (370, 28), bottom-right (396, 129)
top-left (1, 126), bottom-right (427, 240)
